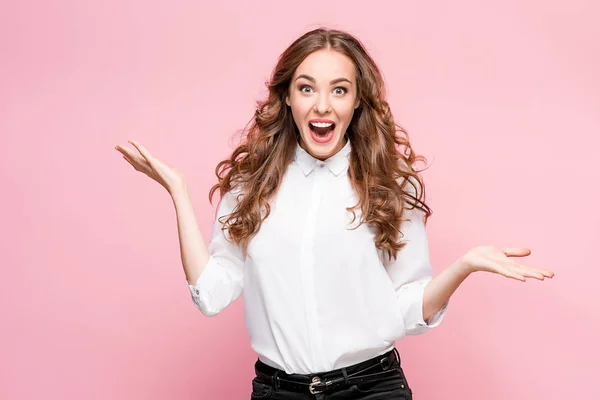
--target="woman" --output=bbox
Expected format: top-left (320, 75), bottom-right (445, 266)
top-left (115, 28), bottom-right (554, 399)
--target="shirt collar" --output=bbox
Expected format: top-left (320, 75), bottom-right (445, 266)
top-left (293, 138), bottom-right (352, 177)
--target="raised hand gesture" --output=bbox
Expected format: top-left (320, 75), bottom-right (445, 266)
top-left (115, 140), bottom-right (187, 195)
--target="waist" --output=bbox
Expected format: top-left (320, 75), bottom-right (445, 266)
top-left (254, 347), bottom-right (402, 395)
top-left (256, 344), bottom-right (396, 374)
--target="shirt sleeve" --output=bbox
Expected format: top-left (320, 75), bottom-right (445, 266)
top-left (187, 187), bottom-right (246, 316)
top-left (382, 178), bottom-right (448, 336)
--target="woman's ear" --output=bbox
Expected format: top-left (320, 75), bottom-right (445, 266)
top-left (285, 94), bottom-right (290, 107)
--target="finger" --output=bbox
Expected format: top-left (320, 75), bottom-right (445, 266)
top-left (502, 247), bottom-right (531, 257)
top-left (536, 267), bottom-right (555, 277)
top-left (129, 140), bottom-right (154, 164)
top-left (115, 145), bottom-right (144, 164)
top-left (492, 251), bottom-right (554, 279)
top-left (524, 266), bottom-right (554, 278)
top-left (122, 154), bottom-right (134, 166)
top-left (122, 155), bottom-right (136, 170)
top-left (496, 265), bottom-right (526, 282)
top-left (122, 154), bottom-right (143, 172)
top-left (119, 148), bottom-right (135, 163)
top-left (518, 265), bottom-right (556, 280)
top-left (516, 267), bottom-right (545, 281)
top-left (497, 254), bottom-right (555, 280)
top-left (483, 259), bottom-right (526, 281)
top-left (499, 260), bottom-right (544, 279)
top-left (115, 144), bottom-right (134, 157)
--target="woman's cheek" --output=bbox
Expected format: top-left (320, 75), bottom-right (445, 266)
top-left (341, 105), bottom-right (356, 123)
top-left (296, 97), bottom-right (312, 115)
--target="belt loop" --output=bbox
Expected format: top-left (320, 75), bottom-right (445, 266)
top-left (380, 356), bottom-right (390, 370)
top-left (272, 370), bottom-right (280, 389)
top-left (342, 367), bottom-right (350, 385)
top-left (393, 347), bottom-right (401, 366)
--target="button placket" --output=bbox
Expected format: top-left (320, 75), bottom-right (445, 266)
top-left (301, 167), bottom-right (327, 371)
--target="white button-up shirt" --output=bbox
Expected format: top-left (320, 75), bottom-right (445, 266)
top-left (187, 139), bottom-right (447, 374)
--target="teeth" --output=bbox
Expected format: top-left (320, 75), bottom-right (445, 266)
top-left (310, 122), bottom-right (334, 128)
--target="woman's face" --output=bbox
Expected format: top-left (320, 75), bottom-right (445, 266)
top-left (286, 49), bottom-right (360, 161)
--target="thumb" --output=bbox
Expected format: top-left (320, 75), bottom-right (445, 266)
top-left (502, 247), bottom-right (531, 257)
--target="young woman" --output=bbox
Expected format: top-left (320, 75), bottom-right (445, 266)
top-left (115, 28), bottom-right (554, 400)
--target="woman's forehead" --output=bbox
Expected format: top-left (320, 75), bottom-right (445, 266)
top-left (293, 49), bottom-right (356, 83)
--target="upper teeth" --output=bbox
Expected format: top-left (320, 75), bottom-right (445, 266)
top-left (310, 122), bottom-right (333, 128)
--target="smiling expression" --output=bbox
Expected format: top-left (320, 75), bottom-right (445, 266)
top-left (286, 49), bottom-right (360, 161)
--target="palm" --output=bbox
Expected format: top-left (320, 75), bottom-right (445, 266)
top-left (460, 246), bottom-right (554, 282)
top-left (115, 140), bottom-right (186, 194)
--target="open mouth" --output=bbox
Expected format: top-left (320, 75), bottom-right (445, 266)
top-left (309, 121), bottom-right (336, 143)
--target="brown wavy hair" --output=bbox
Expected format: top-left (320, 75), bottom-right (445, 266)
top-left (209, 27), bottom-right (432, 262)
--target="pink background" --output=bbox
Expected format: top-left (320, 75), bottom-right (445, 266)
top-left (1, 1), bottom-right (598, 399)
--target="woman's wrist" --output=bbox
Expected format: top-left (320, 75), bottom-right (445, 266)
top-left (170, 184), bottom-right (190, 204)
top-left (452, 256), bottom-right (475, 277)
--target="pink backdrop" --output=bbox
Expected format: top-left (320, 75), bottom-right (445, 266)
top-left (1, 1), bottom-right (598, 399)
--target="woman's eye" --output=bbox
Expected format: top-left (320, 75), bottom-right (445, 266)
top-left (298, 86), bottom-right (347, 95)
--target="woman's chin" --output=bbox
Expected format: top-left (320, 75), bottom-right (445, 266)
top-left (300, 133), bottom-right (345, 160)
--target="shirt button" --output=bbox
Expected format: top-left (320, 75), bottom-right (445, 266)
top-left (195, 289), bottom-right (200, 295)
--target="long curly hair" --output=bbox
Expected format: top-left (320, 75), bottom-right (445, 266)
top-left (209, 27), bottom-right (432, 262)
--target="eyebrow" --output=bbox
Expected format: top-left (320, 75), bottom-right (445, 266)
top-left (295, 74), bottom-right (352, 85)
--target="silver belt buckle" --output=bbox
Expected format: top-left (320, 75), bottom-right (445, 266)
top-left (309, 376), bottom-right (323, 394)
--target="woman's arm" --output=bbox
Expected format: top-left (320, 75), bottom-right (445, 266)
top-left (382, 202), bottom-right (448, 335)
top-left (117, 140), bottom-right (213, 286)
top-left (422, 260), bottom-right (470, 322)
top-left (117, 140), bottom-right (245, 316)
top-left (176, 185), bottom-right (246, 316)
top-left (171, 187), bottom-right (210, 286)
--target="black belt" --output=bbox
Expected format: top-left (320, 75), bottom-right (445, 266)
top-left (254, 348), bottom-right (401, 395)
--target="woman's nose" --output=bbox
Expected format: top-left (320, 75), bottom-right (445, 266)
top-left (313, 94), bottom-right (331, 114)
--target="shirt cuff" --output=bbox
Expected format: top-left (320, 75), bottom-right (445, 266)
top-left (400, 280), bottom-right (448, 335)
top-left (187, 256), bottom-right (222, 316)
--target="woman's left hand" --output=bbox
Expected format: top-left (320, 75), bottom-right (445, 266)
top-left (459, 246), bottom-right (554, 282)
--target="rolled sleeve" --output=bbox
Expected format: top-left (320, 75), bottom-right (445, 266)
top-left (187, 188), bottom-right (245, 316)
top-left (384, 178), bottom-right (448, 336)
top-left (395, 278), bottom-right (448, 335)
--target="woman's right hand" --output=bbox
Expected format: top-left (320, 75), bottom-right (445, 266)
top-left (115, 140), bottom-right (187, 195)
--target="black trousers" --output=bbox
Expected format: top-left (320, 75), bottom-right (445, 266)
top-left (250, 348), bottom-right (413, 399)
